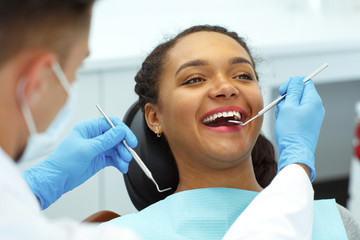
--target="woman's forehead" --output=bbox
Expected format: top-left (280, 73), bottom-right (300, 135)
top-left (166, 31), bottom-right (252, 66)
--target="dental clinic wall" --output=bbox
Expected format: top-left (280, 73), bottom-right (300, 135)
top-left (37, 0), bottom-right (360, 221)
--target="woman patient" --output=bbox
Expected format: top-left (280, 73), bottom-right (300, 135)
top-left (104, 25), bottom-right (352, 239)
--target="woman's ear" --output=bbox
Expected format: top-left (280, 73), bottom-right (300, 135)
top-left (144, 103), bottom-right (162, 134)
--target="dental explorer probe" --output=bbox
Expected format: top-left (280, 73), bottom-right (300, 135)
top-left (96, 104), bottom-right (172, 193)
top-left (229, 63), bottom-right (328, 126)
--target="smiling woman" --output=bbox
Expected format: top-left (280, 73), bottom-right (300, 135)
top-left (135, 25), bottom-right (277, 189)
top-left (104, 25), bottom-right (350, 239)
top-left (144, 29), bottom-right (267, 193)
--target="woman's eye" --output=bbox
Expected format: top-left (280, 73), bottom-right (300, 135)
top-left (181, 77), bottom-right (205, 85)
top-left (234, 73), bottom-right (253, 80)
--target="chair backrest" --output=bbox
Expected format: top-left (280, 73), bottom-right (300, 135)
top-left (82, 210), bottom-right (120, 223)
top-left (123, 101), bottom-right (179, 211)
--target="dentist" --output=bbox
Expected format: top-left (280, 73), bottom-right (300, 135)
top-left (0, 1), bottom-right (140, 239)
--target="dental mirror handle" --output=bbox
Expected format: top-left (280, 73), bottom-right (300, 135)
top-left (239, 63), bottom-right (329, 126)
top-left (260, 63), bottom-right (328, 117)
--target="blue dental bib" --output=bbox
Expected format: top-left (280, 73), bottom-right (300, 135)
top-left (106, 188), bottom-right (347, 239)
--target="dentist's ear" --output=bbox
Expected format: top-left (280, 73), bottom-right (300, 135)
top-left (18, 51), bottom-right (57, 108)
top-left (144, 103), bottom-right (162, 135)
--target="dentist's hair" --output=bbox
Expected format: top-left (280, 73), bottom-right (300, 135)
top-left (0, 0), bottom-right (95, 67)
top-left (134, 25), bottom-right (277, 188)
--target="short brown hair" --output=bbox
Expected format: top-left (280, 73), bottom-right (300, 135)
top-left (0, 0), bottom-right (95, 66)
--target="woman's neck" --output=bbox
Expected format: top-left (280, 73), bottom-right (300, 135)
top-left (175, 157), bottom-right (263, 193)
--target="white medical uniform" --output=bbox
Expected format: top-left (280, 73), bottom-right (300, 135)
top-left (0, 147), bottom-right (141, 240)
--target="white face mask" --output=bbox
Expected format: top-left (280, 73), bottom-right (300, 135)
top-left (17, 62), bottom-right (77, 163)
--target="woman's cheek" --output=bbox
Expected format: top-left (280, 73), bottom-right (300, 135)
top-left (253, 87), bottom-right (264, 111)
top-left (246, 90), bottom-right (263, 113)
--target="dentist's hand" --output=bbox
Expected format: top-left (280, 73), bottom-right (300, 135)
top-left (275, 76), bottom-right (325, 182)
top-left (23, 117), bottom-right (137, 210)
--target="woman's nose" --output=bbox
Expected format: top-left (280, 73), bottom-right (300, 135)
top-left (209, 77), bottom-right (239, 100)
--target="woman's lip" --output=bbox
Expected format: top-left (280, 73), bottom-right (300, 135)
top-left (200, 106), bottom-right (247, 122)
top-left (203, 124), bottom-right (245, 133)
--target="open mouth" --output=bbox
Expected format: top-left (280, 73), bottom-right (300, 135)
top-left (202, 111), bottom-right (242, 127)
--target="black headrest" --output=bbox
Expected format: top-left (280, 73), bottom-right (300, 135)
top-left (123, 101), bottom-right (179, 211)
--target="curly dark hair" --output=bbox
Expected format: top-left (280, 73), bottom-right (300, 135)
top-left (0, 0), bottom-right (95, 66)
top-left (135, 25), bottom-right (277, 188)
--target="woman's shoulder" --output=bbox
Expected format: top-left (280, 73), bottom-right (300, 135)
top-left (104, 198), bottom-right (171, 228)
top-left (103, 199), bottom-right (179, 240)
top-left (336, 203), bottom-right (360, 240)
top-left (313, 199), bottom-right (357, 239)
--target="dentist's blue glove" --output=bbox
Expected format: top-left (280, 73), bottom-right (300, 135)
top-left (275, 76), bottom-right (325, 182)
top-left (22, 117), bottom-right (137, 210)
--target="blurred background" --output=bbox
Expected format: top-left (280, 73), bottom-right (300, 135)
top-left (19, 0), bottom-right (360, 222)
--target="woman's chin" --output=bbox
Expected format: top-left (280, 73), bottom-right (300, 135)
top-left (203, 143), bottom-right (251, 163)
top-left (202, 136), bottom-right (250, 150)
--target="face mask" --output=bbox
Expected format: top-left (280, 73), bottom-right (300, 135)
top-left (17, 62), bottom-right (77, 163)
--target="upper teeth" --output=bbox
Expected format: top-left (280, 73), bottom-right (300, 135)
top-left (203, 111), bottom-right (241, 123)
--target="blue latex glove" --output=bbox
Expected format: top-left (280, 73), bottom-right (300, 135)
top-left (22, 117), bottom-right (137, 210)
top-left (275, 76), bottom-right (325, 182)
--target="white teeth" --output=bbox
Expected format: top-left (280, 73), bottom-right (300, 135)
top-left (202, 111), bottom-right (242, 124)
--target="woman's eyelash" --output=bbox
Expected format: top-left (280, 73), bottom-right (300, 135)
top-left (181, 77), bottom-right (205, 85)
top-left (181, 73), bottom-right (253, 85)
top-left (234, 73), bottom-right (253, 80)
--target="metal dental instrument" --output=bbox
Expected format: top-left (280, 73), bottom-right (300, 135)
top-left (96, 104), bottom-right (172, 193)
top-left (229, 63), bottom-right (329, 126)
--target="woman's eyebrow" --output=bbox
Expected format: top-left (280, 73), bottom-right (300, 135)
top-left (229, 57), bottom-right (254, 68)
top-left (175, 59), bottom-right (209, 76)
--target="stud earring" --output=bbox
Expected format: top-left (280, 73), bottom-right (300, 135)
top-left (155, 126), bottom-right (162, 138)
